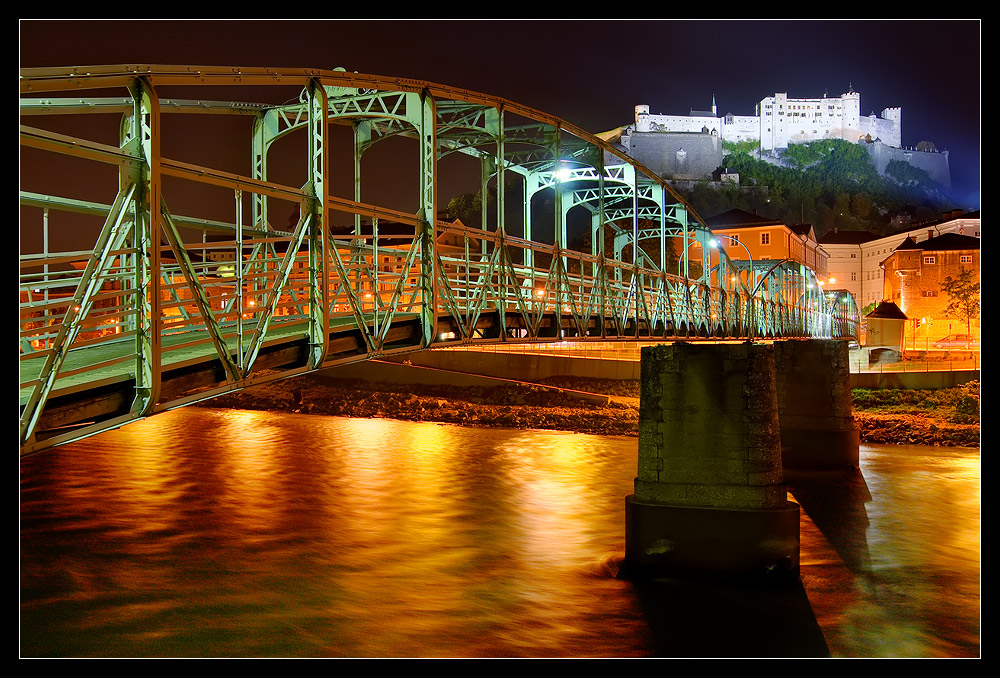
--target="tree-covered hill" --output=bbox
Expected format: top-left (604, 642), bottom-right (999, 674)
top-left (676, 139), bottom-right (957, 236)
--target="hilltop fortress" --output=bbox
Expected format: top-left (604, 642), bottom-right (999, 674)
top-left (634, 88), bottom-right (901, 150)
top-left (612, 89), bottom-right (950, 190)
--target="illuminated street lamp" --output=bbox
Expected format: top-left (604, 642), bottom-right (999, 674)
top-left (709, 235), bottom-right (755, 290)
top-left (710, 235), bottom-right (757, 341)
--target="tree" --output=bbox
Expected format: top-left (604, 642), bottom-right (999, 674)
top-left (940, 269), bottom-right (980, 335)
top-left (851, 193), bottom-right (873, 221)
top-left (446, 193), bottom-right (482, 227)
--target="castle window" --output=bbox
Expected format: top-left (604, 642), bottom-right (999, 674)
top-left (922, 290), bottom-right (938, 297)
top-left (960, 255), bottom-right (973, 263)
top-left (760, 233), bottom-right (770, 245)
top-left (923, 255), bottom-right (936, 265)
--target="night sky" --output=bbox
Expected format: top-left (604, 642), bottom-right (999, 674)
top-left (19, 19), bottom-right (981, 208)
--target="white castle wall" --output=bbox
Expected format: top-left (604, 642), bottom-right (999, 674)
top-left (635, 91), bottom-right (902, 151)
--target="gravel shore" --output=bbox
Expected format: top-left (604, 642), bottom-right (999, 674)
top-left (201, 374), bottom-right (979, 447)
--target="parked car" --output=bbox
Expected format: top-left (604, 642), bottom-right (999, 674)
top-left (932, 334), bottom-right (979, 349)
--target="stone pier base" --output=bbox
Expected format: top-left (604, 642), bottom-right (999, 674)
top-left (774, 340), bottom-right (860, 470)
top-left (625, 496), bottom-right (800, 579)
top-left (626, 342), bottom-right (799, 580)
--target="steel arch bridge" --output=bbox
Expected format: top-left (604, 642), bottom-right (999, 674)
top-left (19, 65), bottom-right (859, 454)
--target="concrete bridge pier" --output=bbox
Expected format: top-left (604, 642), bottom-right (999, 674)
top-left (773, 339), bottom-right (860, 470)
top-left (625, 342), bottom-right (800, 580)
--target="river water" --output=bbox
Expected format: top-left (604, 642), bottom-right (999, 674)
top-left (19, 408), bottom-right (980, 658)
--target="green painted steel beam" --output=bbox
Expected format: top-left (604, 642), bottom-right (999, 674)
top-left (19, 64), bottom-right (859, 454)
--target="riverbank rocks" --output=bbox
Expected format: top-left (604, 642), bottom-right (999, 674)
top-left (855, 412), bottom-right (979, 447)
top-left (199, 373), bottom-right (978, 447)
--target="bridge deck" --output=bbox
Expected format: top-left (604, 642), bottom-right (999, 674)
top-left (19, 64), bottom-right (858, 453)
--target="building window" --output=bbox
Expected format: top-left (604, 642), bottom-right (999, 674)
top-left (851, 272), bottom-right (857, 281)
top-left (922, 290), bottom-right (938, 297)
top-left (923, 255), bottom-right (936, 265)
top-left (760, 233), bottom-right (770, 245)
top-left (960, 255), bottom-right (973, 263)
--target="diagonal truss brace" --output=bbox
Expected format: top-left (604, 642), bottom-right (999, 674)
top-left (19, 185), bottom-right (137, 445)
top-left (159, 201), bottom-right (243, 383)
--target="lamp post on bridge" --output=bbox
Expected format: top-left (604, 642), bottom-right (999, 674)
top-left (709, 235), bottom-right (756, 341)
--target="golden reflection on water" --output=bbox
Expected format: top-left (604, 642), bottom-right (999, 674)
top-left (20, 411), bottom-right (979, 658)
top-left (795, 444), bottom-right (981, 658)
top-left (21, 409), bottom-right (646, 657)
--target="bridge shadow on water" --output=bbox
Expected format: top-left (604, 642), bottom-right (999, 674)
top-left (785, 468), bottom-right (874, 573)
top-left (618, 468), bottom-right (873, 658)
top-left (627, 575), bottom-right (830, 658)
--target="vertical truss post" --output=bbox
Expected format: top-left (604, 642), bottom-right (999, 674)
top-left (494, 105), bottom-right (507, 337)
top-left (651, 183), bottom-right (666, 334)
top-left (351, 121), bottom-right (371, 312)
top-left (354, 121), bottom-right (370, 237)
top-left (630, 164), bottom-right (640, 335)
top-left (495, 114), bottom-right (506, 239)
top-left (130, 77), bottom-right (162, 416)
top-left (306, 79), bottom-right (329, 368)
top-left (42, 208), bottom-right (49, 308)
top-left (235, 188), bottom-right (245, 371)
top-left (523, 172), bottom-right (538, 270)
top-left (678, 206), bottom-right (691, 280)
top-left (553, 128), bottom-right (569, 253)
top-left (480, 157), bottom-right (492, 240)
top-left (596, 156), bottom-right (607, 337)
top-left (652, 185), bottom-right (666, 271)
top-left (552, 129), bottom-right (565, 339)
top-left (416, 90), bottom-right (438, 347)
top-left (251, 110), bottom-right (276, 230)
top-left (474, 156), bottom-right (492, 309)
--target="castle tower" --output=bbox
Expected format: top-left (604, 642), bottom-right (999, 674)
top-left (881, 107), bottom-right (902, 147)
top-left (758, 92), bottom-right (788, 151)
top-left (635, 104), bottom-right (651, 132)
top-left (841, 90), bottom-right (862, 140)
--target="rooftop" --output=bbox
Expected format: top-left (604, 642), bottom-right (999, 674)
top-left (866, 301), bottom-right (908, 320)
top-left (819, 229), bottom-right (880, 245)
top-left (901, 232), bottom-right (981, 252)
top-left (705, 208), bottom-right (784, 229)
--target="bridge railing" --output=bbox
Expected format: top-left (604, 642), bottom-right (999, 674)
top-left (426, 220), bottom-right (853, 343)
top-left (19, 65), bottom-right (859, 454)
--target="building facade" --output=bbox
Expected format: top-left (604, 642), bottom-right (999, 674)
top-left (702, 208), bottom-right (829, 278)
top-left (820, 210), bottom-right (980, 312)
top-left (757, 90), bottom-right (901, 151)
top-left (880, 232), bottom-right (981, 349)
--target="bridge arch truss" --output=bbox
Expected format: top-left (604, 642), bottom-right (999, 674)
top-left (19, 65), bottom-right (858, 453)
